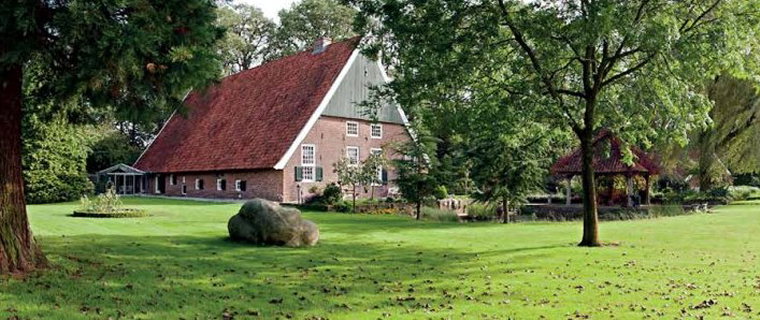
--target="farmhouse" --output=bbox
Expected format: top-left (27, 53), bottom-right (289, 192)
top-left (133, 37), bottom-right (412, 203)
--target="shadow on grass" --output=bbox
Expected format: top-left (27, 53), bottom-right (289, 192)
top-left (1, 234), bottom-right (563, 319)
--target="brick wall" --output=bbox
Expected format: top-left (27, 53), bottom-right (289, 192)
top-left (281, 115), bottom-right (411, 203)
top-left (146, 170), bottom-right (284, 202)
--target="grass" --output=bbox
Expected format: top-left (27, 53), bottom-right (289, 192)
top-left (1, 197), bottom-right (760, 319)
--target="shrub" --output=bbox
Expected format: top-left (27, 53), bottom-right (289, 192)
top-left (433, 185), bottom-right (448, 200)
top-left (74, 188), bottom-right (147, 218)
top-left (322, 183), bottom-right (343, 205)
top-left (22, 118), bottom-right (94, 204)
top-left (728, 185), bottom-right (760, 201)
top-left (421, 207), bottom-right (459, 222)
top-left (333, 201), bottom-right (352, 213)
top-left (467, 202), bottom-right (498, 220)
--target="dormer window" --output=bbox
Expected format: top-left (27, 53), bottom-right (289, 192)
top-left (371, 123), bottom-right (383, 139)
top-left (346, 121), bottom-right (359, 137)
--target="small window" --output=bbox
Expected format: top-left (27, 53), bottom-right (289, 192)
top-left (182, 176), bottom-right (186, 184)
top-left (301, 144), bottom-right (315, 165)
top-left (347, 146), bottom-right (360, 165)
top-left (346, 121), bottom-right (359, 137)
top-left (195, 179), bottom-right (204, 190)
top-left (170, 174), bottom-right (177, 185)
top-left (217, 179), bottom-right (226, 191)
top-left (181, 185), bottom-right (187, 195)
top-left (234, 180), bottom-right (247, 192)
top-left (302, 166), bottom-right (315, 181)
top-left (371, 123), bottom-right (383, 139)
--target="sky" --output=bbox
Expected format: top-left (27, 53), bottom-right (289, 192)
top-left (234, 0), bottom-right (299, 21)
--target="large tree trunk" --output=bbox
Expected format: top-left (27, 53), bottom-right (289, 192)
top-left (578, 129), bottom-right (601, 247)
top-left (697, 130), bottom-right (715, 191)
top-left (0, 64), bottom-right (47, 274)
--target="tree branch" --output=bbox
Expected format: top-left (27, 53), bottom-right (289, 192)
top-left (601, 54), bottom-right (656, 87)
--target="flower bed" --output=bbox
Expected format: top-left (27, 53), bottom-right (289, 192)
top-left (72, 209), bottom-right (148, 218)
top-left (72, 187), bottom-right (147, 218)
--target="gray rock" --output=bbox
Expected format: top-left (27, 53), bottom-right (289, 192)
top-left (228, 199), bottom-right (319, 247)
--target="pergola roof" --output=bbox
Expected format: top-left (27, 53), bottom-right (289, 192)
top-left (551, 130), bottom-right (660, 176)
top-left (97, 163), bottom-right (145, 175)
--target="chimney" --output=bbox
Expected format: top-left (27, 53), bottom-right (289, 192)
top-left (312, 37), bottom-right (332, 54)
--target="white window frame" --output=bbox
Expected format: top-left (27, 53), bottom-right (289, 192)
top-left (216, 178), bottom-right (224, 191)
top-left (346, 121), bottom-right (359, 137)
top-left (235, 179), bottom-right (242, 192)
top-left (182, 176), bottom-right (186, 184)
top-left (155, 177), bottom-right (161, 194)
top-left (347, 146), bottom-right (360, 166)
top-left (169, 174), bottom-right (176, 185)
top-left (370, 123), bottom-right (383, 139)
top-left (181, 185), bottom-right (187, 195)
top-left (195, 178), bottom-right (202, 190)
top-left (301, 144), bottom-right (316, 182)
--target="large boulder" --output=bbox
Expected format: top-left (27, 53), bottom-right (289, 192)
top-left (228, 199), bottom-right (319, 247)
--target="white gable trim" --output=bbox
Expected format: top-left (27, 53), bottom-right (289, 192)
top-left (133, 91), bottom-right (191, 169)
top-left (274, 49), bottom-right (361, 170)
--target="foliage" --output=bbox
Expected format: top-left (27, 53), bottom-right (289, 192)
top-left (75, 188), bottom-right (146, 217)
top-left (86, 126), bottom-right (143, 173)
top-left (432, 185), bottom-right (448, 200)
top-left (22, 115), bottom-right (95, 204)
top-left (420, 207), bottom-right (459, 222)
top-left (321, 183), bottom-right (344, 205)
top-left (734, 173), bottom-right (760, 187)
top-left (217, 4), bottom-right (276, 74)
top-left (350, 0), bottom-right (760, 245)
top-left (77, 188), bottom-right (123, 213)
top-left (466, 202), bottom-right (498, 220)
top-left (269, 0), bottom-right (357, 59)
top-left (468, 124), bottom-right (561, 222)
top-left (392, 134), bottom-right (439, 220)
top-left (661, 75), bottom-right (760, 190)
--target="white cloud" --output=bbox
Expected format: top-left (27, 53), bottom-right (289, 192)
top-left (233, 0), bottom-right (299, 21)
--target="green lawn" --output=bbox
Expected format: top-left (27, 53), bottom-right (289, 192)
top-left (2, 198), bottom-right (760, 319)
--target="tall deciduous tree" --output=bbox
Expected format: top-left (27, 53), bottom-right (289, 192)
top-left (217, 4), bottom-right (276, 74)
top-left (269, 0), bottom-right (357, 59)
top-left (1, 0), bottom-right (222, 274)
top-left (350, 0), bottom-right (760, 246)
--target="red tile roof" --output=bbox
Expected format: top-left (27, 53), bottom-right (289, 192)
top-left (551, 130), bottom-right (660, 176)
top-left (134, 37), bottom-right (360, 173)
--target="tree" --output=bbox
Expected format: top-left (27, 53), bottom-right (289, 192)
top-left (393, 134), bottom-right (438, 220)
top-left (1, 0), bottom-right (222, 274)
top-left (86, 126), bottom-right (143, 173)
top-left (333, 157), bottom-right (363, 212)
top-left (217, 4), bottom-right (276, 74)
top-left (22, 116), bottom-right (95, 204)
top-left (468, 124), bottom-right (559, 223)
top-left (269, 0), bottom-right (357, 59)
top-left (361, 149), bottom-right (388, 199)
top-left (351, 0), bottom-right (760, 246)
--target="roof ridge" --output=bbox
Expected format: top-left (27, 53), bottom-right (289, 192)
top-left (224, 36), bottom-right (362, 81)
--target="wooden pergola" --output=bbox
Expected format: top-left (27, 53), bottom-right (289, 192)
top-left (96, 164), bottom-right (146, 195)
top-left (551, 130), bottom-right (660, 207)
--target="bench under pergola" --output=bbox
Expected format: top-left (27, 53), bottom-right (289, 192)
top-left (551, 130), bottom-right (660, 207)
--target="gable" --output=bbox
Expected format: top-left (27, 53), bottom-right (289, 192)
top-left (321, 54), bottom-right (405, 124)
